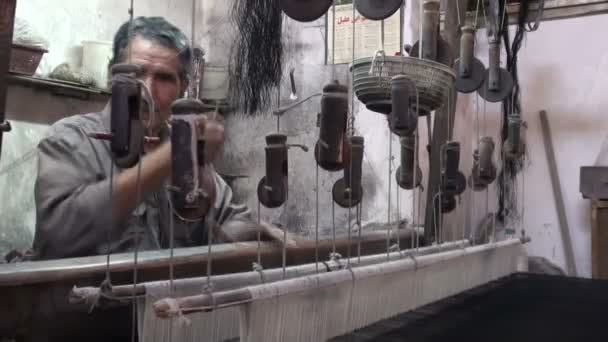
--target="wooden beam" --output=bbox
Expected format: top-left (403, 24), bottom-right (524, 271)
top-left (0, 0), bottom-right (16, 159)
top-left (539, 110), bottom-right (578, 277)
top-left (591, 200), bottom-right (608, 279)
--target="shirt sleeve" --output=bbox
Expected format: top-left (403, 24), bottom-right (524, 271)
top-left (33, 123), bottom-right (113, 260)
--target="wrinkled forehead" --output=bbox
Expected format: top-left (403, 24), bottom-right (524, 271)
top-left (122, 36), bottom-right (182, 76)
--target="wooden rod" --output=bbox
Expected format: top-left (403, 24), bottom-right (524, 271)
top-left (154, 238), bottom-right (526, 317)
top-left (0, 228), bottom-right (422, 287)
top-left (0, 0), bottom-right (17, 159)
top-left (539, 110), bottom-right (577, 277)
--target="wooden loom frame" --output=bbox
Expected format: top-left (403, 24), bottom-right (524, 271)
top-left (0, 229), bottom-right (420, 338)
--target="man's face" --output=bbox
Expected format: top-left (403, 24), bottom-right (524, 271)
top-left (126, 36), bottom-right (187, 133)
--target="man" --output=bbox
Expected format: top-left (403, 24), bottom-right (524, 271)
top-left (32, 17), bottom-right (254, 260)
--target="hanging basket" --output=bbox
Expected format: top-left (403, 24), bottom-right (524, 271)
top-left (352, 55), bottom-right (455, 115)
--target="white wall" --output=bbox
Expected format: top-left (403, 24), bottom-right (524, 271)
top-left (458, 14), bottom-right (608, 278)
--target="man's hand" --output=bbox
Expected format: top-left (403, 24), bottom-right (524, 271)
top-left (175, 112), bottom-right (225, 221)
top-left (217, 220), bottom-right (303, 248)
top-left (195, 112), bottom-right (225, 163)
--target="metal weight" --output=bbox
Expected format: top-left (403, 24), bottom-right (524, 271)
top-left (389, 75), bottom-right (418, 136)
top-left (355, 0), bottom-right (403, 21)
top-left (454, 26), bottom-right (485, 93)
top-left (315, 82), bottom-right (349, 171)
top-left (396, 135), bottom-right (422, 190)
top-left (333, 136), bottom-right (365, 208)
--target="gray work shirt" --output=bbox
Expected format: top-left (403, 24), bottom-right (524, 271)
top-left (32, 105), bottom-right (250, 260)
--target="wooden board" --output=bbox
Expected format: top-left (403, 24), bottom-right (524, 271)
top-left (591, 200), bottom-right (608, 279)
top-left (0, 0), bottom-right (17, 158)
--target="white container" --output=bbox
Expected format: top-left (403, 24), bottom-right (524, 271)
top-left (200, 65), bottom-right (229, 101)
top-left (82, 40), bottom-right (112, 89)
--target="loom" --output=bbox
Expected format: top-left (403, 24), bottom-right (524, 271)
top-left (0, 0), bottom-right (564, 341)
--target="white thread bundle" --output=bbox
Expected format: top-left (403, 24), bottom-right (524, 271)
top-left (138, 241), bottom-right (469, 341)
top-left (138, 278), bottom-right (239, 342)
top-left (238, 239), bottom-right (525, 342)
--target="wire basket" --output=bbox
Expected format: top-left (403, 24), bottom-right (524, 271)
top-left (352, 54), bottom-right (455, 115)
top-left (9, 43), bottom-right (47, 76)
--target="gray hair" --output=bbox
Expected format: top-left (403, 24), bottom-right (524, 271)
top-left (110, 16), bottom-right (191, 81)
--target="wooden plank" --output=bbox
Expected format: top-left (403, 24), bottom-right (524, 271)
top-left (591, 200), bottom-right (608, 279)
top-left (0, 228), bottom-right (419, 287)
top-left (0, 0), bottom-right (17, 159)
top-left (539, 110), bottom-right (578, 277)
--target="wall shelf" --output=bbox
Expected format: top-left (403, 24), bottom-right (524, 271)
top-left (7, 74), bottom-right (110, 101)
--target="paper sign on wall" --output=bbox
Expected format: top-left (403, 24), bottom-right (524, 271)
top-left (326, 4), bottom-right (402, 65)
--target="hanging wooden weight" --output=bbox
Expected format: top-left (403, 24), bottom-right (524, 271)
top-left (110, 63), bottom-right (144, 169)
top-left (454, 26), bottom-right (485, 93)
top-left (170, 98), bottom-right (208, 210)
top-left (389, 75), bottom-right (418, 137)
top-left (478, 37), bottom-right (513, 102)
top-left (281, 0), bottom-right (333, 22)
top-left (396, 135), bottom-right (422, 190)
top-left (441, 141), bottom-right (466, 196)
top-left (354, 0), bottom-right (403, 21)
top-left (470, 136), bottom-right (497, 189)
top-left (468, 150), bottom-right (487, 192)
top-left (315, 81), bottom-right (349, 171)
top-left (332, 136), bottom-right (365, 208)
top-left (409, 0), bottom-right (454, 66)
top-left (258, 134), bottom-right (289, 208)
top-left (505, 114), bottom-right (525, 159)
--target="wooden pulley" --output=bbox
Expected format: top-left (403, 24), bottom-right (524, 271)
top-left (441, 141), bottom-right (466, 196)
top-left (170, 98), bottom-right (209, 210)
top-left (258, 134), bottom-right (289, 208)
top-left (315, 81), bottom-right (349, 171)
top-left (354, 0), bottom-right (403, 21)
top-left (478, 37), bottom-right (513, 102)
top-left (332, 136), bottom-right (365, 208)
top-left (434, 193), bottom-right (457, 213)
top-left (109, 63), bottom-right (144, 169)
top-left (396, 135), bottom-right (422, 190)
top-left (454, 26), bottom-right (485, 93)
top-left (504, 114), bottom-right (525, 159)
top-left (281, 0), bottom-right (333, 22)
top-left (389, 75), bottom-right (418, 137)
